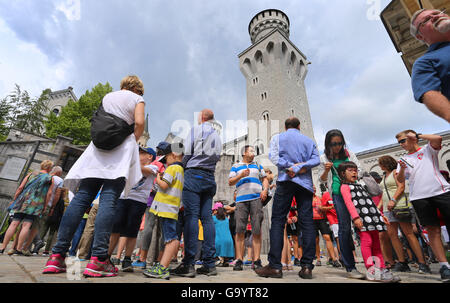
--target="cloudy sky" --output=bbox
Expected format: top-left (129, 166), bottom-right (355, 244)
top-left (0, 0), bottom-right (448, 153)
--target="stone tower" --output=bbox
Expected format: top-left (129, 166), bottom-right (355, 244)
top-left (238, 9), bottom-right (316, 157)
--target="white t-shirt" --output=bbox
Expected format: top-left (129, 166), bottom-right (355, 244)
top-left (397, 144), bottom-right (450, 201)
top-left (49, 175), bottom-right (64, 207)
top-left (64, 90), bottom-right (145, 197)
top-left (102, 90), bottom-right (144, 125)
top-left (120, 164), bottom-right (158, 203)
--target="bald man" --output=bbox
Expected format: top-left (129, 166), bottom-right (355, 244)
top-left (172, 109), bottom-right (222, 278)
top-left (410, 9), bottom-right (450, 122)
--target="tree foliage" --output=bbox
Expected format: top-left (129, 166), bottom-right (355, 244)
top-left (0, 84), bottom-right (50, 140)
top-left (44, 83), bottom-right (113, 145)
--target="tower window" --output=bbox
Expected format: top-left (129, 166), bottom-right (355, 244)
top-left (52, 108), bottom-right (60, 116)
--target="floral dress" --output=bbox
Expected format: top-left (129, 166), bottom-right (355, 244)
top-left (12, 172), bottom-right (52, 217)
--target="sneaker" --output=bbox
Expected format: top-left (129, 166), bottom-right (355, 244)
top-left (233, 259), bottom-right (243, 271)
top-left (367, 268), bottom-right (400, 283)
top-left (392, 261), bottom-right (411, 272)
top-left (132, 260), bottom-right (147, 269)
top-left (332, 260), bottom-right (342, 268)
top-left (110, 257), bottom-right (121, 265)
top-left (42, 254), bottom-right (67, 274)
top-left (42, 251), bottom-right (50, 257)
top-left (252, 259), bottom-right (263, 270)
top-left (0, 249), bottom-right (4, 254)
top-left (439, 265), bottom-right (450, 282)
top-left (121, 258), bottom-right (134, 272)
top-left (294, 258), bottom-right (301, 266)
top-left (347, 269), bottom-right (366, 280)
top-left (243, 259), bottom-right (252, 266)
top-left (143, 263), bottom-right (170, 280)
top-left (22, 249), bottom-right (33, 257)
top-left (170, 263), bottom-right (196, 278)
top-left (196, 265), bottom-right (217, 276)
top-left (217, 261), bottom-right (229, 267)
top-left (32, 241), bottom-right (45, 254)
top-left (418, 263), bottom-right (432, 274)
top-left (83, 257), bottom-right (118, 278)
top-left (316, 260), bottom-right (322, 266)
top-left (195, 260), bottom-right (203, 265)
top-left (7, 249), bottom-right (18, 256)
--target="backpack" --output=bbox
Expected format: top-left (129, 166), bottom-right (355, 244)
top-left (90, 103), bottom-right (135, 150)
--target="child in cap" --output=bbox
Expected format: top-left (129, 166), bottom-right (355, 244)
top-left (144, 143), bottom-right (184, 280)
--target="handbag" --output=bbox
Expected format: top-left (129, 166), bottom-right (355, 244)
top-left (382, 173), bottom-right (412, 221)
top-left (361, 172), bottom-right (383, 197)
top-left (90, 102), bottom-right (135, 150)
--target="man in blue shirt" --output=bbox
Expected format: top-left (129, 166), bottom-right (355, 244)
top-left (410, 9), bottom-right (450, 123)
top-left (255, 117), bottom-right (320, 279)
top-left (172, 109), bottom-right (222, 278)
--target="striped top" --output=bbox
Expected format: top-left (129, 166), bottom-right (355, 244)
top-left (150, 162), bottom-right (184, 220)
top-left (229, 161), bottom-right (266, 203)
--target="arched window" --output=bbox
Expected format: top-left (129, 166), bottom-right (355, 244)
top-left (52, 108), bottom-right (60, 116)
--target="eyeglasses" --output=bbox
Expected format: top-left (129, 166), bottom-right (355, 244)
top-left (415, 9), bottom-right (447, 35)
top-left (398, 138), bottom-right (407, 144)
top-left (330, 142), bottom-right (344, 147)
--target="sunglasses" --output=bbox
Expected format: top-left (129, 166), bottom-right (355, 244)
top-left (330, 142), bottom-right (344, 147)
top-left (398, 138), bottom-right (407, 144)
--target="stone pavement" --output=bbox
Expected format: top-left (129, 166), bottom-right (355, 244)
top-left (0, 253), bottom-right (444, 284)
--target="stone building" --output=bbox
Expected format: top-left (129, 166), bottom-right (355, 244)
top-left (46, 86), bottom-right (78, 117)
top-left (0, 128), bottom-right (85, 212)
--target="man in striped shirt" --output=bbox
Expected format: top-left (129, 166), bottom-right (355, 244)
top-left (229, 145), bottom-right (269, 271)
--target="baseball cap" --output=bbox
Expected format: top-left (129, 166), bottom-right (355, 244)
top-left (139, 146), bottom-right (156, 159)
top-left (156, 141), bottom-right (172, 155)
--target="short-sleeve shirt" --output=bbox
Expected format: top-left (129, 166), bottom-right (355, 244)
top-left (321, 192), bottom-right (338, 225)
top-left (396, 144), bottom-right (450, 201)
top-left (102, 89), bottom-right (145, 125)
top-left (312, 195), bottom-right (324, 220)
top-left (229, 161), bottom-right (266, 203)
top-left (411, 42), bottom-right (450, 102)
top-left (150, 163), bottom-right (184, 220)
top-left (121, 164), bottom-right (158, 204)
top-left (49, 175), bottom-right (64, 207)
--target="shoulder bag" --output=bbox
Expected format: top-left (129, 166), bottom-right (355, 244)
top-left (382, 173), bottom-right (412, 221)
top-left (90, 102), bottom-right (135, 150)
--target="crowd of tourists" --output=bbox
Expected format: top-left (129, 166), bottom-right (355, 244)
top-left (1, 8), bottom-right (450, 283)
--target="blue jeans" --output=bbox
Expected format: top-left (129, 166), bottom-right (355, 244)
top-left (52, 177), bottom-right (125, 259)
top-left (268, 181), bottom-right (315, 270)
top-left (333, 194), bottom-right (356, 271)
top-left (181, 169), bottom-right (217, 268)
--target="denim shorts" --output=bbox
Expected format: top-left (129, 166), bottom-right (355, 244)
top-left (160, 217), bottom-right (178, 244)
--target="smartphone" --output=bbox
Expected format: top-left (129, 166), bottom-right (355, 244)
top-left (399, 157), bottom-right (414, 168)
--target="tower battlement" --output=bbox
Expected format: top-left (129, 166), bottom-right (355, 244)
top-left (248, 9), bottom-right (290, 44)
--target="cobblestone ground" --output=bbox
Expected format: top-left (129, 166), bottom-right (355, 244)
top-left (0, 253), bottom-right (444, 284)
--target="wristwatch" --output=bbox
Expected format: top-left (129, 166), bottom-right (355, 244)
top-left (416, 133), bottom-right (422, 141)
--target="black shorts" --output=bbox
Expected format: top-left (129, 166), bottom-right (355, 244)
top-left (286, 222), bottom-right (298, 236)
top-left (411, 191), bottom-right (450, 227)
top-left (112, 199), bottom-right (147, 238)
top-left (12, 212), bottom-right (37, 224)
top-left (313, 219), bottom-right (331, 237)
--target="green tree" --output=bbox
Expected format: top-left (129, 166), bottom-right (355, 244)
top-left (0, 84), bottom-right (50, 140)
top-left (0, 97), bottom-right (12, 141)
top-left (44, 83), bottom-right (113, 145)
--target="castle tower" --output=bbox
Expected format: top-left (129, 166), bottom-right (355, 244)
top-left (238, 9), bottom-right (316, 157)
